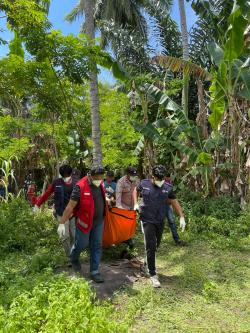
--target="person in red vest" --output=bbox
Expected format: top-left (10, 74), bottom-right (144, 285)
top-left (58, 166), bottom-right (106, 283)
top-left (27, 182), bottom-right (37, 206)
top-left (34, 165), bottom-right (76, 257)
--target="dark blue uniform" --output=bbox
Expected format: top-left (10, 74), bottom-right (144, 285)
top-left (138, 179), bottom-right (175, 224)
top-left (137, 179), bottom-right (176, 276)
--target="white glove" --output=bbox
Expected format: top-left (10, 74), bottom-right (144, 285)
top-left (57, 224), bottom-right (66, 238)
top-left (106, 186), bottom-right (114, 194)
top-left (134, 203), bottom-right (139, 211)
top-left (180, 217), bottom-right (186, 232)
top-left (33, 205), bottom-right (40, 213)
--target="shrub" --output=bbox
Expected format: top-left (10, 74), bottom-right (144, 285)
top-left (178, 190), bottom-right (249, 238)
top-left (1, 275), bottom-right (126, 333)
top-left (0, 197), bottom-right (57, 254)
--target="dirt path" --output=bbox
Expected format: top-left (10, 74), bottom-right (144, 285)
top-left (57, 258), bottom-right (144, 299)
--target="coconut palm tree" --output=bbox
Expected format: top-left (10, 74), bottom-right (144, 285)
top-left (66, 0), bottom-right (148, 166)
top-left (178, 0), bottom-right (189, 116)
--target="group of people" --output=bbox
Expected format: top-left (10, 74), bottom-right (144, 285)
top-left (33, 164), bottom-right (186, 288)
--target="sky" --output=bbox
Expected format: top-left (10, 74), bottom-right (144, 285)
top-left (0, 0), bottom-right (197, 83)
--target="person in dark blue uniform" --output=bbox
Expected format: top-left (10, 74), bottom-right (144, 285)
top-left (165, 175), bottom-right (186, 246)
top-left (133, 165), bottom-right (184, 288)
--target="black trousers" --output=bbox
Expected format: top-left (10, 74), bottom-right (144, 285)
top-left (142, 221), bottom-right (164, 276)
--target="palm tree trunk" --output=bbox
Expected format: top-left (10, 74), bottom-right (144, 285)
top-left (178, 0), bottom-right (189, 116)
top-left (84, 0), bottom-right (103, 166)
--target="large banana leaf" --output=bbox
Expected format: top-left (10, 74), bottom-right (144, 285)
top-left (207, 42), bottom-right (224, 67)
top-left (133, 118), bottom-right (173, 155)
top-left (224, 2), bottom-right (248, 61)
top-left (233, 61), bottom-right (250, 101)
top-left (152, 55), bottom-right (211, 81)
top-left (134, 136), bottom-right (144, 155)
top-left (131, 121), bottom-right (160, 140)
top-left (145, 83), bottom-right (182, 112)
top-left (208, 62), bottom-right (227, 131)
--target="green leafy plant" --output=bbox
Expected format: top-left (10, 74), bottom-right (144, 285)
top-left (0, 197), bottom-right (56, 254)
top-left (2, 274), bottom-right (126, 333)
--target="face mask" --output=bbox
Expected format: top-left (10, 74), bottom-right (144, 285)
top-left (155, 180), bottom-right (164, 187)
top-left (92, 180), bottom-right (102, 187)
top-left (130, 176), bottom-right (137, 182)
top-left (63, 176), bottom-right (72, 183)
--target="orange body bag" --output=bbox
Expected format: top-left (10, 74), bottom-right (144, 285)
top-left (103, 207), bottom-right (137, 247)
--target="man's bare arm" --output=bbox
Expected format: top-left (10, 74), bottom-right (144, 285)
top-left (133, 187), bottom-right (139, 205)
top-left (115, 181), bottom-right (122, 208)
top-left (167, 199), bottom-right (184, 217)
top-left (60, 200), bottom-right (78, 224)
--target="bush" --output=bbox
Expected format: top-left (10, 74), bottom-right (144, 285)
top-left (178, 190), bottom-right (249, 238)
top-left (1, 274), bottom-right (126, 333)
top-left (0, 197), bottom-right (57, 254)
top-left (180, 190), bottom-right (241, 219)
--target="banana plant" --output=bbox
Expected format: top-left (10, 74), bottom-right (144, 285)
top-left (201, 0), bottom-right (250, 201)
top-left (0, 156), bottom-right (18, 202)
top-left (131, 82), bottom-right (233, 194)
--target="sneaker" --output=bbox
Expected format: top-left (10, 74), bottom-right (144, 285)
top-left (91, 273), bottom-right (104, 283)
top-left (71, 260), bottom-right (81, 273)
top-left (150, 275), bottom-right (161, 288)
top-left (175, 240), bottom-right (187, 247)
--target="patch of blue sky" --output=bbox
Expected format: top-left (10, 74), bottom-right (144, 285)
top-left (0, 0), bottom-right (197, 84)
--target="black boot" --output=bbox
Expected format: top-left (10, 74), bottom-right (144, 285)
top-left (91, 273), bottom-right (104, 283)
top-left (71, 260), bottom-right (81, 272)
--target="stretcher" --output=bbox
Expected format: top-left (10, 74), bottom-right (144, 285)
top-left (103, 207), bottom-right (137, 247)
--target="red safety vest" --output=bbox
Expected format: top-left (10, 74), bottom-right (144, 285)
top-left (75, 176), bottom-right (106, 234)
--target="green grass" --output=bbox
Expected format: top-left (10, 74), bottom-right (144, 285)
top-left (112, 231), bottom-right (250, 333)
top-left (0, 213), bottom-right (249, 332)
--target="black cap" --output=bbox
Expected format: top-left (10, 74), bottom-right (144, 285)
top-left (107, 170), bottom-right (114, 177)
top-left (90, 165), bottom-right (105, 176)
top-left (152, 165), bottom-right (166, 180)
top-left (126, 166), bottom-right (137, 176)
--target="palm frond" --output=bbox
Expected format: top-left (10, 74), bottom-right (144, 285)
top-left (65, 1), bottom-right (85, 23)
top-left (152, 55), bottom-right (212, 81)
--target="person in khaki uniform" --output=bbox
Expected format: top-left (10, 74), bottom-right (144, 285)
top-left (116, 166), bottom-right (139, 249)
top-left (116, 167), bottom-right (138, 210)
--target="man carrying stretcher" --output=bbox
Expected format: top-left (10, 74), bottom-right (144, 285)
top-left (115, 166), bottom-right (139, 249)
top-left (58, 166), bottom-right (106, 283)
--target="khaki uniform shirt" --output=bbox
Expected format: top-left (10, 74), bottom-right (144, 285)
top-left (116, 175), bottom-right (139, 210)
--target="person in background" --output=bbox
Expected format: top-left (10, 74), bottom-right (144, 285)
top-left (0, 173), bottom-right (6, 200)
top-left (27, 182), bottom-right (37, 206)
top-left (133, 165), bottom-right (185, 288)
top-left (72, 168), bottom-right (81, 183)
top-left (34, 164), bottom-right (76, 258)
top-left (116, 166), bottom-right (138, 210)
top-left (23, 173), bottom-right (32, 199)
top-left (116, 166), bottom-right (139, 249)
top-left (165, 175), bottom-right (186, 246)
top-left (58, 166), bottom-right (106, 283)
top-left (104, 170), bottom-right (116, 206)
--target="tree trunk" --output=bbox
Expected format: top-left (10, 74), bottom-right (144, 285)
top-left (178, 0), bottom-right (189, 116)
top-left (196, 78), bottom-right (208, 138)
top-left (141, 94), bottom-right (154, 176)
top-left (84, 0), bottom-right (102, 166)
